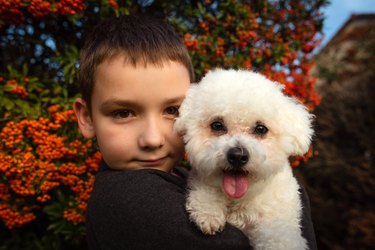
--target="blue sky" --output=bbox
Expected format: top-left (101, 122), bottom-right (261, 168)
top-left (320, 0), bottom-right (375, 48)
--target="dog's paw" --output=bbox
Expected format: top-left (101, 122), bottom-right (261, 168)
top-left (190, 212), bottom-right (226, 235)
top-left (226, 211), bottom-right (248, 230)
top-left (186, 188), bottom-right (227, 235)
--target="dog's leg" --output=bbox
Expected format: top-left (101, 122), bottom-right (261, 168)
top-left (242, 182), bottom-right (308, 249)
top-left (245, 218), bottom-right (308, 250)
top-left (226, 203), bottom-right (250, 230)
top-left (186, 181), bottom-right (227, 235)
top-left (236, 172), bottom-right (308, 250)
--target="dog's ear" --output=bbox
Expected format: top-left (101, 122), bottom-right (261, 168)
top-left (174, 84), bottom-right (200, 136)
top-left (280, 97), bottom-right (314, 156)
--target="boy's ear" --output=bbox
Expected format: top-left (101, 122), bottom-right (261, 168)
top-left (73, 98), bottom-right (96, 139)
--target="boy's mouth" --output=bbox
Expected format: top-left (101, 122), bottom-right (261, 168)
top-left (137, 156), bottom-right (168, 166)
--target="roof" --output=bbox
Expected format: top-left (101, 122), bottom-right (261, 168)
top-left (319, 13), bottom-right (375, 54)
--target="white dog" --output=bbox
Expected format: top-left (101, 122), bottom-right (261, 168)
top-left (175, 69), bottom-right (313, 250)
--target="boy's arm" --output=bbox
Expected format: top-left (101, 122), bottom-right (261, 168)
top-left (300, 186), bottom-right (318, 250)
top-left (86, 168), bottom-right (251, 250)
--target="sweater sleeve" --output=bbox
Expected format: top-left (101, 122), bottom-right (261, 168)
top-left (86, 169), bottom-right (251, 250)
top-left (299, 185), bottom-right (318, 250)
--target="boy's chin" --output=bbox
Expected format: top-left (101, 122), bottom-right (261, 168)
top-left (106, 157), bottom-right (177, 172)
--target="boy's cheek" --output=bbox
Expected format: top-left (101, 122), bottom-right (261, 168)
top-left (172, 130), bottom-right (185, 144)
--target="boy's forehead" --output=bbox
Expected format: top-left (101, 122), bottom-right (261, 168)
top-left (95, 56), bottom-right (190, 81)
top-left (98, 54), bottom-right (183, 71)
top-left (94, 54), bottom-right (193, 88)
top-left (92, 56), bottom-right (190, 106)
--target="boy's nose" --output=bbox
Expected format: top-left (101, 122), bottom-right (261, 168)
top-left (139, 118), bottom-right (165, 149)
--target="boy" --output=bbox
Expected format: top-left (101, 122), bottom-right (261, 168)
top-left (73, 15), bottom-right (317, 249)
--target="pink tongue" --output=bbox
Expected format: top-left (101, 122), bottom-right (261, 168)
top-left (223, 172), bottom-right (249, 199)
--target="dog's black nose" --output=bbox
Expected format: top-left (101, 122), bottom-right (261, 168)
top-left (226, 147), bottom-right (249, 167)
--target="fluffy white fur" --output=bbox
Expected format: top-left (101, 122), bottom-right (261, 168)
top-left (175, 69), bottom-right (314, 250)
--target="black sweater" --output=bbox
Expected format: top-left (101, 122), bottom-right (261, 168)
top-left (86, 161), bottom-right (317, 250)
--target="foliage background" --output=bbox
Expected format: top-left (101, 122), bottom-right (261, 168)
top-left (0, 0), bottom-right (327, 249)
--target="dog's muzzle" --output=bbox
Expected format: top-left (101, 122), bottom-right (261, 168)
top-left (226, 147), bottom-right (249, 168)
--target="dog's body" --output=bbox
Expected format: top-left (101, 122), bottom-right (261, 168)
top-left (175, 69), bottom-right (313, 250)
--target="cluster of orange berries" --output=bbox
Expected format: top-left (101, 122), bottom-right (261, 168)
top-left (260, 63), bottom-right (321, 111)
top-left (0, 204), bottom-right (36, 229)
top-left (237, 30), bottom-right (257, 49)
top-left (0, 0), bottom-right (23, 26)
top-left (198, 21), bottom-right (209, 33)
top-left (0, 105), bottom-right (101, 228)
top-left (58, 0), bottom-right (85, 15)
top-left (28, 0), bottom-right (52, 18)
top-left (4, 79), bottom-right (29, 98)
top-left (63, 208), bottom-right (85, 224)
top-left (184, 33), bottom-right (200, 51)
top-left (0, 0), bottom-right (86, 28)
top-left (215, 37), bottom-right (225, 57)
top-left (290, 146), bottom-right (318, 168)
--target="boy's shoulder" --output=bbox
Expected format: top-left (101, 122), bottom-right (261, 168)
top-left (92, 161), bottom-right (188, 198)
top-left (99, 167), bottom-right (186, 185)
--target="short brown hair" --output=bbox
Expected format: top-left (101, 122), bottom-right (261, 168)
top-left (78, 15), bottom-right (194, 112)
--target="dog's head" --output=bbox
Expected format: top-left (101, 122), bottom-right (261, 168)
top-left (175, 69), bottom-right (314, 198)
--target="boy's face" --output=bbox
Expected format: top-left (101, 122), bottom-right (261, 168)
top-left (75, 56), bottom-right (190, 172)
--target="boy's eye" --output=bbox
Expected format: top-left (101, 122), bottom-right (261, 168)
top-left (111, 109), bottom-right (133, 119)
top-left (165, 106), bottom-right (179, 117)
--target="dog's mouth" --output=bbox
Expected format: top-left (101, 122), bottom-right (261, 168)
top-left (222, 169), bottom-right (249, 199)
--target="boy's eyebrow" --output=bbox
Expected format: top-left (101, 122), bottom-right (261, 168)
top-left (99, 99), bottom-right (139, 111)
top-left (164, 96), bottom-right (186, 104)
top-left (100, 96), bottom-right (186, 110)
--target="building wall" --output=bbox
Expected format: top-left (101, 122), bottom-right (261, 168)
top-left (299, 14), bottom-right (375, 250)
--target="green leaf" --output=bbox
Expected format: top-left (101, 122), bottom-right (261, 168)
top-left (28, 77), bottom-right (39, 83)
top-left (3, 84), bottom-right (16, 92)
top-left (40, 89), bottom-right (51, 97)
top-left (22, 63), bottom-right (29, 75)
top-left (5, 100), bottom-right (15, 110)
top-left (53, 85), bottom-right (62, 95)
top-left (43, 202), bottom-right (64, 219)
top-left (197, 2), bottom-right (205, 14)
top-left (62, 87), bottom-right (68, 98)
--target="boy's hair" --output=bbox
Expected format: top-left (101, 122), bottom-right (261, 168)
top-left (78, 15), bottom-right (194, 113)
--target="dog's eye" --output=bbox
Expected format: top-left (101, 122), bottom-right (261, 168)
top-left (254, 124), bottom-right (268, 135)
top-left (210, 121), bottom-right (227, 133)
